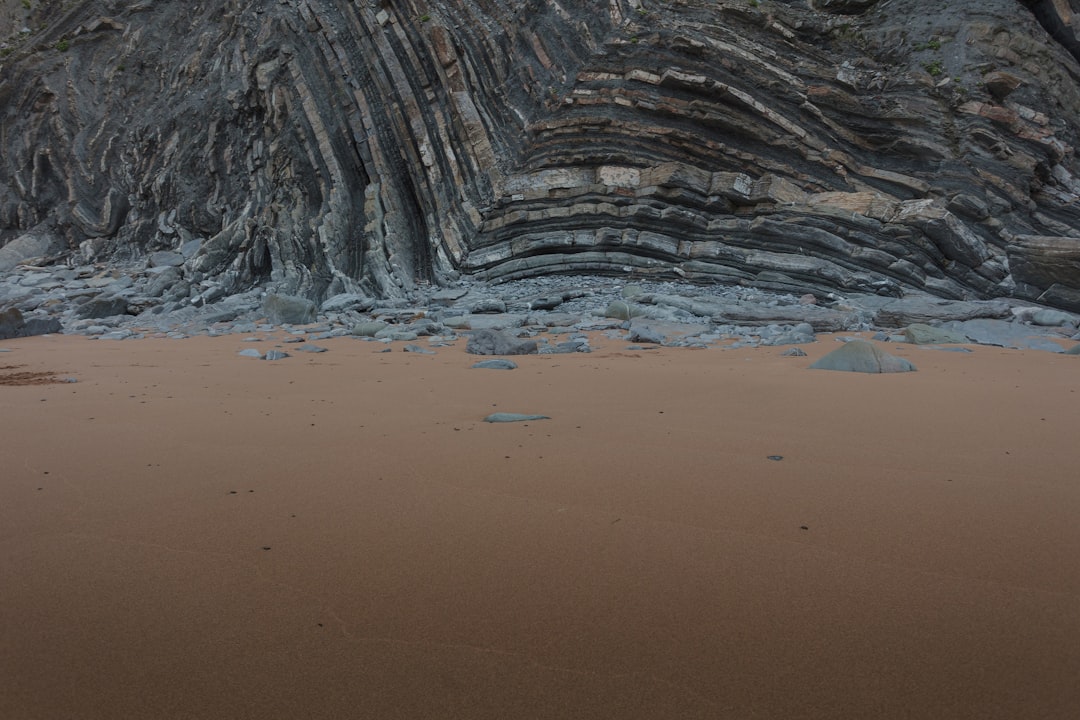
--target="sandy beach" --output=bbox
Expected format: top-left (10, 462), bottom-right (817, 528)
top-left (2, 330), bottom-right (1079, 719)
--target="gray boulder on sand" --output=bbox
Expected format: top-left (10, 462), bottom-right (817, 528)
top-left (810, 340), bottom-right (917, 373)
top-left (0, 308), bottom-right (24, 339)
top-left (627, 321), bottom-right (666, 345)
top-left (466, 329), bottom-right (538, 356)
top-left (261, 293), bottom-right (316, 325)
top-left (351, 321), bottom-right (388, 337)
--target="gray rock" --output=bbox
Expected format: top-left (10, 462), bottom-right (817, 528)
top-left (238, 348), bottom-right (263, 358)
top-left (871, 297), bottom-right (1011, 327)
top-left (762, 322), bottom-right (817, 346)
top-left (375, 329), bottom-right (418, 342)
top-left (351, 321), bottom-right (388, 337)
top-left (470, 298), bottom-right (507, 314)
top-left (554, 339), bottom-right (590, 353)
top-left (462, 313), bottom-right (527, 330)
top-left (263, 350), bottom-right (290, 360)
top-left (405, 318), bottom-right (443, 336)
top-left (403, 344), bottom-right (435, 354)
top-left (262, 293), bottom-right (317, 325)
top-left (0, 227), bottom-right (60, 272)
top-left (528, 312), bottom-right (580, 328)
top-left (627, 321), bottom-right (666, 345)
top-left (472, 359), bottom-right (518, 369)
top-left (1065, 344), bottom-right (1080, 355)
top-left (0, 307), bottom-right (24, 339)
top-left (1030, 309), bottom-right (1079, 328)
top-left (527, 295), bottom-right (565, 311)
top-left (76, 295), bottom-right (130, 319)
top-left (605, 300), bottom-right (639, 321)
top-left (180, 238), bottom-right (203, 258)
top-left (809, 340), bottom-right (916, 373)
top-left (321, 293), bottom-right (375, 313)
top-left (19, 317), bottom-right (62, 337)
top-left (947, 319), bottom-right (1066, 352)
top-left (148, 251), bottom-right (185, 268)
top-left (483, 413), bottom-right (550, 423)
top-left (902, 323), bottom-right (969, 345)
top-left (465, 329), bottom-right (538, 355)
top-left (1007, 235), bottom-right (1080, 313)
top-left (145, 266), bottom-right (183, 298)
top-left (441, 316), bottom-right (470, 329)
top-left (296, 344), bottom-right (328, 353)
top-left (781, 347), bottom-right (807, 357)
top-left (430, 287), bottom-right (469, 306)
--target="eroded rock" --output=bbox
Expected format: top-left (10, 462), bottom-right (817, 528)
top-left (810, 340), bottom-right (917, 373)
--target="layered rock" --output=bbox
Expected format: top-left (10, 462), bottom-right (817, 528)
top-left (2, 0), bottom-right (1080, 309)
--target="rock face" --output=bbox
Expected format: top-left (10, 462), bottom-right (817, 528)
top-left (2, 1), bottom-right (1080, 308)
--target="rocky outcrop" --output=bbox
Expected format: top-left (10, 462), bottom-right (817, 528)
top-left (2, 0), bottom-right (1080, 309)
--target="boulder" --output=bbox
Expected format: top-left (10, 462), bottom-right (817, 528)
top-left (20, 317), bottom-right (62, 337)
top-left (809, 340), bottom-right (916, 373)
top-left (0, 307), bottom-right (25, 339)
top-left (466, 329), bottom-right (538, 355)
top-left (76, 295), bottom-right (130, 319)
top-left (262, 293), bottom-right (317, 325)
top-left (351, 321), bottom-right (388, 337)
top-left (0, 227), bottom-right (60, 272)
top-left (627, 321), bottom-right (666, 344)
top-left (1030, 309), bottom-right (1079, 328)
top-left (145, 266), bottom-right (183, 298)
top-left (902, 323), bottom-right (969, 345)
top-left (605, 300), bottom-right (639, 321)
top-left (470, 298), bottom-right (507, 314)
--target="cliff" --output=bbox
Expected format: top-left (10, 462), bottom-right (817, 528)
top-left (3, 0), bottom-right (1080, 309)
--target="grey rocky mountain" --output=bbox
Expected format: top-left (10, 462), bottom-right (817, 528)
top-left (2, 0), bottom-right (1080, 318)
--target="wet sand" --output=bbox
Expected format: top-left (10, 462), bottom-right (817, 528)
top-left (2, 331), bottom-right (1079, 719)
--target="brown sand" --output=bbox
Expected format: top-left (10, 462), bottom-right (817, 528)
top-left (1, 331), bottom-right (1078, 719)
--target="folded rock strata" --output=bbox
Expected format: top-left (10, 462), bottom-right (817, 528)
top-left (2, 0), bottom-right (1080, 309)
